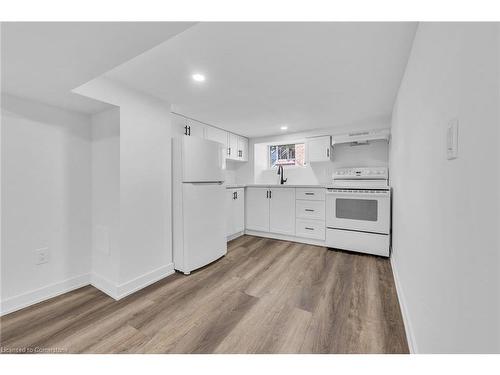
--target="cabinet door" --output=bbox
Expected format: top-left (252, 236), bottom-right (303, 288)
top-left (234, 188), bottom-right (245, 233)
top-left (306, 136), bottom-right (332, 162)
top-left (228, 133), bottom-right (239, 160)
top-left (206, 126), bottom-right (228, 168)
top-left (237, 136), bottom-right (249, 161)
top-left (245, 188), bottom-right (270, 232)
top-left (187, 119), bottom-right (206, 138)
top-left (226, 190), bottom-right (236, 237)
top-left (171, 114), bottom-right (206, 137)
top-left (269, 188), bottom-right (296, 235)
top-left (172, 113), bottom-right (189, 136)
top-left (205, 126), bottom-right (228, 148)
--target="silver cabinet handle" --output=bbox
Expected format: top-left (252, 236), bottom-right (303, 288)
top-left (305, 209), bottom-right (314, 212)
top-left (305, 227), bottom-right (314, 230)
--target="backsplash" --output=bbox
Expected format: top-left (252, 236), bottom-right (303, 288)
top-left (236, 140), bottom-right (389, 185)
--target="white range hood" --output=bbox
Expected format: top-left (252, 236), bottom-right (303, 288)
top-left (332, 128), bottom-right (391, 145)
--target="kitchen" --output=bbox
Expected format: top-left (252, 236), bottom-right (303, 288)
top-left (1, 20), bottom-right (499, 361)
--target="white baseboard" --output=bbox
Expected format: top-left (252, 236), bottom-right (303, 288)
top-left (390, 256), bottom-right (417, 353)
top-left (90, 272), bottom-right (119, 299)
top-left (115, 263), bottom-right (175, 300)
top-left (1, 264), bottom-right (176, 316)
top-left (91, 263), bottom-right (175, 300)
top-left (245, 230), bottom-right (327, 247)
top-left (227, 231), bottom-right (245, 241)
top-left (0, 273), bottom-right (91, 316)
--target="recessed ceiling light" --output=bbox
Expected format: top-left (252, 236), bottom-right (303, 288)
top-left (192, 73), bottom-right (206, 82)
top-left (280, 125), bottom-right (288, 131)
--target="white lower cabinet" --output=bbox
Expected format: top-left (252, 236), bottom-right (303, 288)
top-left (296, 218), bottom-right (325, 240)
top-left (245, 187), bottom-right (270, 232)
top-left (295, 189), bottom-right (326, 241)
top-left (269, 188), bottom-right (296, 235)
top-left (246, 187), bottom-right (295, 235)
top-left (244, 186), bottom-right (326, 244)
top-left (296, 200), bottom-right (325, 220)
top-left (226, 188), bottom-right (245, 238)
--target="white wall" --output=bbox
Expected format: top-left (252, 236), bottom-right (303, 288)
top-left (1, 94), bottom-right (91, 314)
top-left (237, 117), bottom-right (390, 185)
top-left (74, 77), bottom-right (173, 296)
top-left (390, 23), bottom-right (500, 353)
top-left (91, 107), bottom-right (120, 287)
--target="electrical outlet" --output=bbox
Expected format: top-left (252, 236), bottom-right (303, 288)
top-left (35, 247), bottom-right (49, 265)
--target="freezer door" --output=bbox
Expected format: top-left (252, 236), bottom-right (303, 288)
top-left (182, 137), bottom-right (224, 182)
top-left (182, 183), bottom-right (227, 272)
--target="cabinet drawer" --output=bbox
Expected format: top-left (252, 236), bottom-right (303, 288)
top-left (295, 188), bottom-right (325, 201)
top-left (296, 200), bottom-right (325, 220)
top-left (295, 219), bottom-right (325, 240)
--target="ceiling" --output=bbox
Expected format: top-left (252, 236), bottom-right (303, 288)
top-left (104, 22), bottom-right (418, 137)
top-left (1, 22), bottom-right (195, 113)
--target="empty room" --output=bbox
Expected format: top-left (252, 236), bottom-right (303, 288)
top-left (1, 1), bottom-right (500, 373)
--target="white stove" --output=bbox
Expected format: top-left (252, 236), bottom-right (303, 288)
top-left (325, 167), bottom-right (391, 257)
top-left (330, 167), bottom-right (389, 189)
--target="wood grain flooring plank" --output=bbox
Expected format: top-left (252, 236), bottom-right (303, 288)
top-left (0, 235), bottom-right (409, 354)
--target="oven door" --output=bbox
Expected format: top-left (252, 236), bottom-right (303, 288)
top-left (326, 189), bottom-right (390, 234)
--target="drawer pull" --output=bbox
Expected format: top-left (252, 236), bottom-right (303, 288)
top-left (305, 209), bottom-right (315, 212)
top-left (305, 227), bottom-right (315, 230)
top-left (305, 192), bottom-right (315, 195)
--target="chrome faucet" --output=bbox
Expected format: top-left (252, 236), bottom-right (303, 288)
top-left (277, 165), bottom-right (287, 185)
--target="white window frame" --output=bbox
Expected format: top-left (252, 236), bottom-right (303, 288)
top-left (267, 142), bottom-right (306, 170)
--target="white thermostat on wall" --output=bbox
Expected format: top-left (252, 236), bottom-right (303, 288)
top-left (447, 119), bottom-right (459, 160)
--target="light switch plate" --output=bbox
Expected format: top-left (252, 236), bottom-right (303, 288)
top-left (35, 247), bottom-right (49, 265)
top-left (447, 119), bottom-right (458, 160)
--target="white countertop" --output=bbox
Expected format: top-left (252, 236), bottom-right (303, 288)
top-left (226, 184), bottom-right (327, 189)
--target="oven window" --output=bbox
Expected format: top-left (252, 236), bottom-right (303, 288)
top-left (336, 198), bottom-right (378, 221)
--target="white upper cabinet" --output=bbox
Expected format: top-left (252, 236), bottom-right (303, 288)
top-left (205, 126), bottom-right (228, 148)
top-left (172, 113), bottom-right (189, 136)
top-left (171, 113), bottom-right (248, 163)
top-left (237, 136), bottom-right (249, 161)
top-left (228, 133), bottom-right (239, 160)
top-left (226, 133), bottom-right (248, 161)
top-left (171, 113), bottom-right (205, 138)
top-left (186, 119), bottom-right (206, 138)
top-left (306, 135), bottom-right (332, 162)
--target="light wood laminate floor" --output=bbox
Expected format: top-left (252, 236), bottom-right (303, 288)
top-left (0, 235), bottom-right (408, 353)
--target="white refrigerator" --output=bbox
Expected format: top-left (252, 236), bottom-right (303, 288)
top-left (172, 136), bottom-right (227, 274)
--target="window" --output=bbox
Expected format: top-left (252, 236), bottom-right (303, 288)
top-left (269, 143), bottom-right (305, 168)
